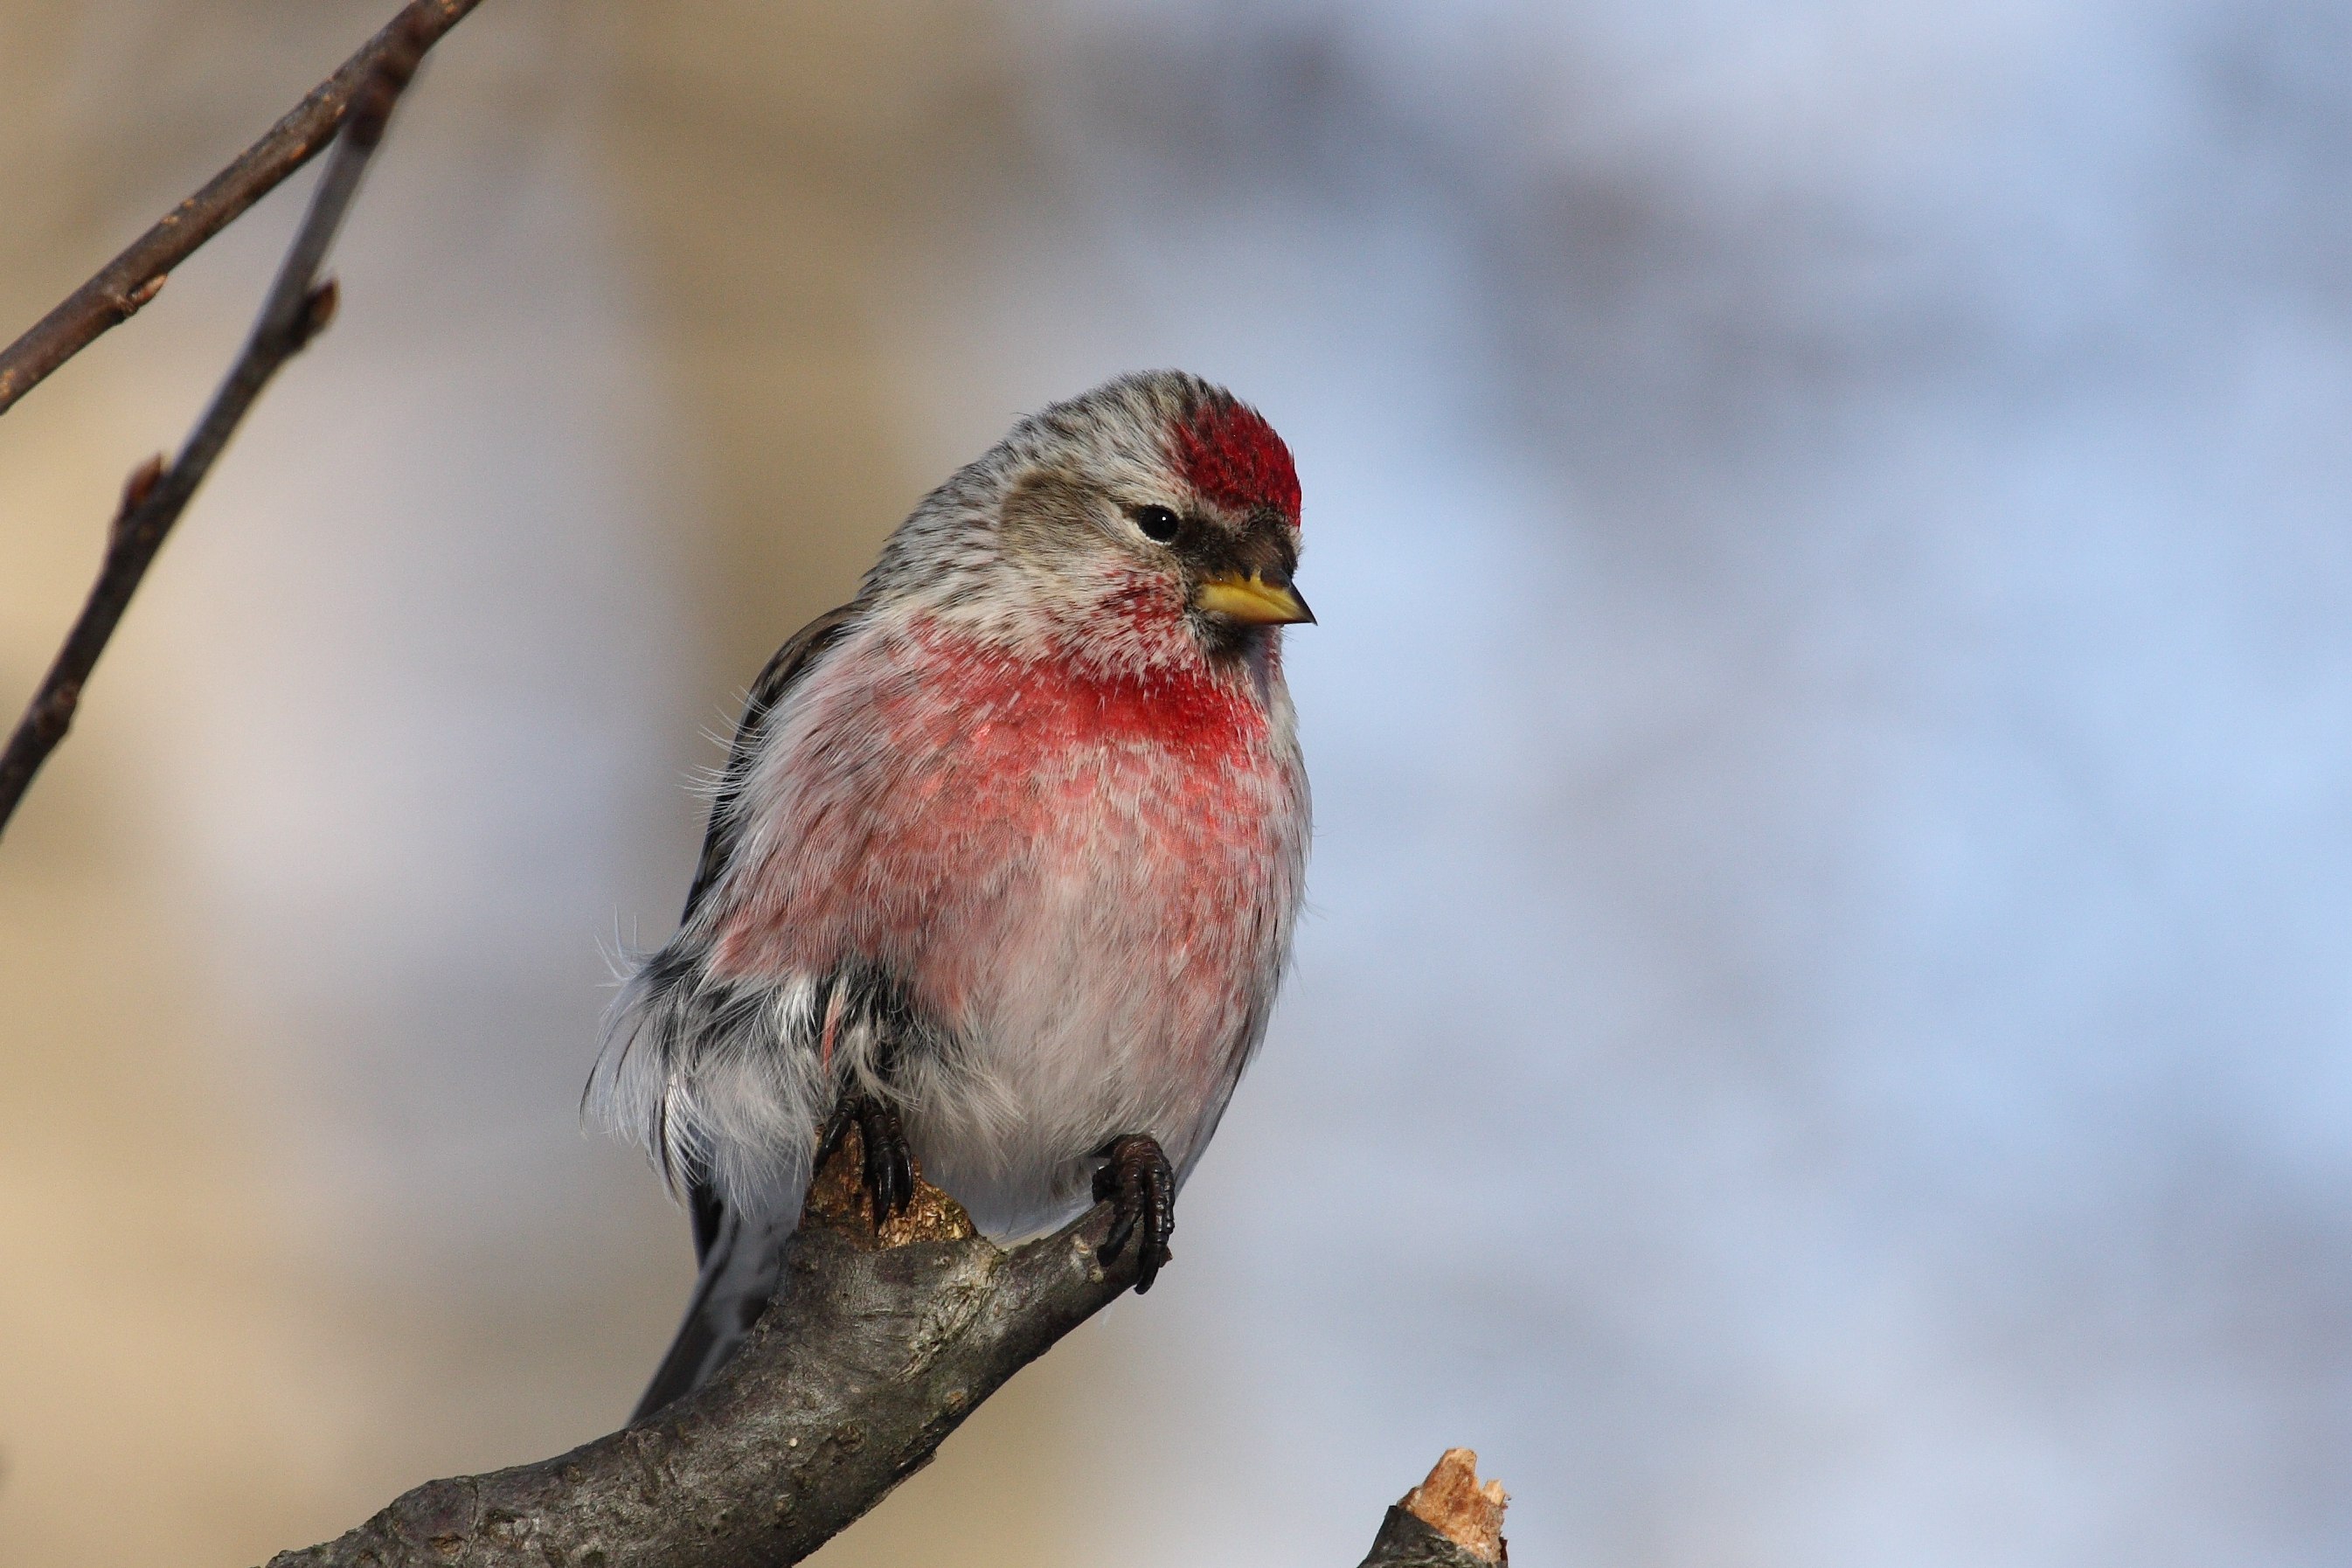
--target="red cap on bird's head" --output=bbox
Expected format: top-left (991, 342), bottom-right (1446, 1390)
top-left (1172, 398), bottom-right (1301, 526)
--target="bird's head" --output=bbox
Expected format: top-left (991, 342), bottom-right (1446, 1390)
top-left (873, 371), bottom-right (1309, 670)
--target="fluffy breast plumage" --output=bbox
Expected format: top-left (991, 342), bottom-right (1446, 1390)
top-left (704, 614), bottom-right (1308, 1232)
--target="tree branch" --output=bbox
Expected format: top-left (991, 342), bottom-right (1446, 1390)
top-left (0, 0), bottom-right (482, 421)
top-left (265, 1141), bottom-right (1144, 1567)
top-left (0, 5), bottom-right (454, 840)
top-left (262, 1137), bottom-right (1514, 1568)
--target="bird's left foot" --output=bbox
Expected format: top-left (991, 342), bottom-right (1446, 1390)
top-left (1092, 1133), bottom-right (1175, 1293)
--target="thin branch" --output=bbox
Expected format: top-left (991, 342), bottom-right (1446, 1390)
top-left (0, 8), bottom-right (450, 840)
top-left (0, 0), bottom-right (482, 420)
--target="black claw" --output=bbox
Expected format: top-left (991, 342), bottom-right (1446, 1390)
top-left (815, 1100), bottom-right (854, 1171)
top-left (1092, 1133), bottom-right (1175, 1294)
top-left (818, 1091), bottom-right (913, 1226)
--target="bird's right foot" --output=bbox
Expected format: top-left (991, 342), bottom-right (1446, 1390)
top-left (815, 1091), bottom-right (915, 1225)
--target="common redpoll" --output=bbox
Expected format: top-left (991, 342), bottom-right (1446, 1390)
top-left (591, 371), bottom-right (1312, 1419)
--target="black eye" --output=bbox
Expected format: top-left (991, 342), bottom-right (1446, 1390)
top-left (1129, 504), bottom-right (1183, 544)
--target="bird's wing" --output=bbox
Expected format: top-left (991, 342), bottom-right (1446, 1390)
top-left (679, 600), bottom-right (862, 926)
top-left (676, 600), bottom-right (860, 1273)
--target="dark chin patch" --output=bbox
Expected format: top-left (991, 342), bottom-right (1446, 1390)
top-left (1191, 613), bottom-right (1267, 662)
top-left (1172, 398), bottom-right (1301, 523)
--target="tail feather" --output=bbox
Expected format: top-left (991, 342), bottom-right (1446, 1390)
top-left (630, 1191), bottom-right (793, 1423)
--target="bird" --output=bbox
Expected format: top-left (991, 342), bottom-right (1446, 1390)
top-left (589, 370), bottom-right (1313, 1421)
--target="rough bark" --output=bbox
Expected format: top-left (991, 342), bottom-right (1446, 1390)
top-left (262, 1136), bottom-right (1512, 1568)
top-left (1358, 1447), bottom-right (1511, 1566)
top-left (1357, 1508), bottom-right (1505, 1568)
top-left (265, 1145), bottom-right (1141, 1567)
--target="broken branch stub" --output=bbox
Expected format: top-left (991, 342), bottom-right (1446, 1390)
top-left (1358, 1448), bottom-right (1510, 1568)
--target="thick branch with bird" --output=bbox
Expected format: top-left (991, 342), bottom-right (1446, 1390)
top-left (1, 7), bottom-right (1510, 1565)
top-left (262, 1134), bottom-right (1509, 1568)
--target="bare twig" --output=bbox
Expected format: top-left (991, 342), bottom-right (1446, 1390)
top-left (0, 9), bottom-right (450, 839)
top-left (0, 0), bottom-right (482, 420)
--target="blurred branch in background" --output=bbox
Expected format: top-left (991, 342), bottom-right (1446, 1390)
top-left (0, 3), bottom-right (465, 838)
top-left (264, 1135), bottom-right (1509, 1568)
top-left (0, 0), bottom-right (481, 420)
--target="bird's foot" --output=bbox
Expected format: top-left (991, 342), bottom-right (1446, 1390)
top-left (1092, 1133), bottom-right (1175, 1293)
top-left (815, 1091), bottom-right (914, 1225)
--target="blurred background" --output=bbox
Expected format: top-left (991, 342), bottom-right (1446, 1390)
top-left (3, 0), bottom-right (2350, 1563)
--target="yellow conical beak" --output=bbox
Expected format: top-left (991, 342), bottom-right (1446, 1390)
top-left (1193, 570), bottom-right (1315, 626)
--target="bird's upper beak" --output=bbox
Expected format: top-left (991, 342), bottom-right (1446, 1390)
top-left (1193, 569), bottom-right (1315, 626)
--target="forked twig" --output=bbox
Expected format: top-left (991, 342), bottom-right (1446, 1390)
top-left (0, 0), bottom-right (482, 420)
top-left (0, 9), bottom-right (451, 838)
